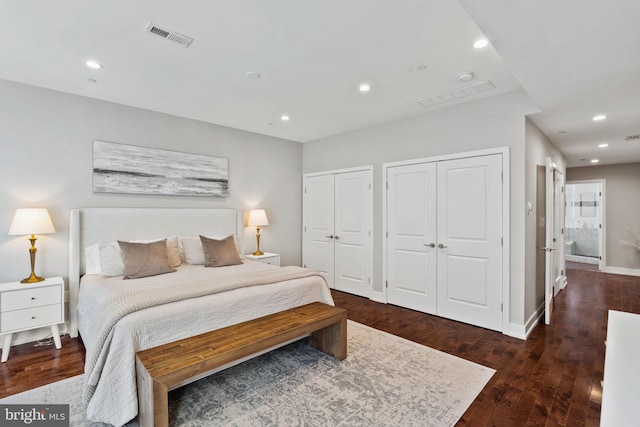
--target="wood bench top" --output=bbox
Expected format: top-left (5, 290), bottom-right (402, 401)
top-left (136, 302), bottom-right (347, 388)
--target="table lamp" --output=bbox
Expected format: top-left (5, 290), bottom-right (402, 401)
top-left (8, 208), bottom-right (56, 283)
top-left (247, 209), bottom-right (269, 256)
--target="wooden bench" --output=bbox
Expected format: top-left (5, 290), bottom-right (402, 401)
top-left (135, 302), bottom-right (347, 427)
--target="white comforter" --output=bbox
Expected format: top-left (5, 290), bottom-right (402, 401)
top-left (77, 261), bottom-right (333, 426)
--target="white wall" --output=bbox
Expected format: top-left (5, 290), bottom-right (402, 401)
top-left (524, 118), bottom-right (566, 332)
top-left (0, 79), bottom-right (304, 287)
top-left (303, 89), bottom-right (540, 331)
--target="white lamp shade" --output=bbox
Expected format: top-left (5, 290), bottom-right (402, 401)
top-left (8, 208), bottom-right (56, 236)
top-left (247, 209), bottom-right (269, 227)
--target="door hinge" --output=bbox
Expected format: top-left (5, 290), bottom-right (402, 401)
top-left (386, 231), bottom-right (388, 238)
top-left (385, 280), bottom-right (388, 288)
top-left (562, 186), bottom-right (565, 193)
top-left (501, 303), bottom-right (503, 312)
top-left (599, 256), bottom-right (602, 260)
top-left (368, 277), bottom-right (371, 284)
top-left (561, 269), bottom-right (564, 276)
top-left (386, 181), bottom-right (389, 190)
top-left (599, 192), bottom-right (602, 197)
top-left (369, 183), bottom-right (371, 190)
top-left (304, 187), bottom-right (307, 194)
top-left (304, 226), bottom-right (307, 232)
top-left (501, 237), bottom-right (503, 246)
top-left (599, 224), bottom-right (602, 229)
top-left (561, 228), bottom-right (564, 234)
top-left (303, 264), bottom-right (306, 268)
top-left (369, 230), bottom-right (371, 237)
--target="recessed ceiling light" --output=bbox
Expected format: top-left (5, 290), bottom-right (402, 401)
top-left (281, 115), bottom-right (290, 122)
top-left (245, 71), bottom-right (261, 79)
top-left (85, 60), bottom-right (103, 69)
top-left (598, 143), bottom-right (609, 148)
top-left (416, 65), bottom-right (428, 71)
top-left (558, 131), bottom-right (567, 135)
top-left (473, 39), bottom-right (489, 49)
top-left (359, 83), bottom-right (371, 92)
top-left (592, 114), bottom-right (607, 121)
top-left (590, 159), bottom-right (600, 163)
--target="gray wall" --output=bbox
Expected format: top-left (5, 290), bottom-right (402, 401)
top-left (0, 79), bottom-right (303, 285)
top-left (303, 89), bottom-right (540, 330)
top-left (567, 162), bottom-right (640, 271)
top-left (524, 118), bottom-right (566, 327)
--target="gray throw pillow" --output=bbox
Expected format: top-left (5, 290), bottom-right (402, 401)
top-left (118, 239), bottom-right (176, 279)
top-left (200, 235), bottom-right (242, 267)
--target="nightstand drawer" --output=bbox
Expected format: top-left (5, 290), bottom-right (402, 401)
top-left (1, 285), bottom-right (62, 311)
top-left (1, 304), bottom-right (62, 333)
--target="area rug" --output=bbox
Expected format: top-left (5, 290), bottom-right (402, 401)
top-left (1, 321), bottom-right (494, 426)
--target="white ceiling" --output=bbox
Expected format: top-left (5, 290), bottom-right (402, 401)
top-left (1, 1), bottom-right (638, 167)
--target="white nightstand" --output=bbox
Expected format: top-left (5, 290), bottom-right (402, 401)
top-left (245, 252), bottom-right (281, 266)
top-left (0, 276), bottom-right (65, 362)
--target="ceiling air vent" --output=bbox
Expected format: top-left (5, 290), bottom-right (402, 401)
top-left (416, 81), bottom-right (496, 107)
top-left (145, 22), bottom-right (193, 47)
top-left (624, 134), bottom-right (640, 141)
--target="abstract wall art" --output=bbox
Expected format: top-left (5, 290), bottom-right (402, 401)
top-left (92, 140), bottom-right (229, 197)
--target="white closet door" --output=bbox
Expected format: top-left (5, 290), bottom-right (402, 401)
top-left (436, 154), bottom-right (503, 331)
top-left (387, 162), bottom-right (437, 314)
top-left (303, 174), bottom-right (335, 287)
top-left (334, 170), bottom-right (372, 297)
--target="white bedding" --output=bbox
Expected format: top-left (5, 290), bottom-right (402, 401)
top-left (77, 260), bottom-right (333, 426)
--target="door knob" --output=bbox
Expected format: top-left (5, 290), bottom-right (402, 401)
top-left (325, 235), bottom-right (334, 239)
top-left (438, 243), bottom-right (447, 249)
top-left (334, 235), bottom-right (340, 240)
top-left (424, 243), bottom-right (436, 248)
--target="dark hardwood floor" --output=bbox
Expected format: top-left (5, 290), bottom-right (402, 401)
top-left (1, 267), bottom-right (639, 426)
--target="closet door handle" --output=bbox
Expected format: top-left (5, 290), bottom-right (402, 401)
top-left (334, 235), bottom-right (340, 240)
top-left (424, 243), bottom-right (435, 248)
top-left (438, 243), bottom-right (448, 249)
top-left (325, 235), bottom-right (334, 239)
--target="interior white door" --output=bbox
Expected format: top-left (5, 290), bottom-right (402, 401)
top-left (303, 174), bottom-right (335, 287)
top-left (545, 162), bottom-right (566, 323)
top-left (334, 171), bottom-right (372, 297)
top-left (436, 154), bottom-right (503, 331)
top-left (545, 160), bottom-right (556, 324)
top-left (553, 169), bottom-right (565, 297)
top-left (387, 162), bottom-right (437, 314)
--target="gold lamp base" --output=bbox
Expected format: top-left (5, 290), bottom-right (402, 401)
top-left (21, 273), bottom-right (45, 284)
top-left (253, 226), bottom-right (264, 256)
top-left (21, 235), bottom-right (45, 284)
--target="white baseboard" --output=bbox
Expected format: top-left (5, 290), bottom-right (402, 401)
top-left (370, 290), bottom-right (386, 304)
top-left (602, 266), bottom-right (640, 277)
top-left (505, 302), bottom-right (544, 340)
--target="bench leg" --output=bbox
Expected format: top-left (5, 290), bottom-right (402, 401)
top-left (311, 317), bottom-right (347, 360)
top-left (137, 359), bottom-right (169, 427)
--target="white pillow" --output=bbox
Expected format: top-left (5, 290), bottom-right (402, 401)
top-left (179, 236), bottom-right (206, 265)
top-left (84, 244), bottom-right (102, 275)
top-left (99, 241), bottom-right (124, 277)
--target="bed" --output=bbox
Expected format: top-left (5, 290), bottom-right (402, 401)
top-left (68, 208), bottom-right (333, 426)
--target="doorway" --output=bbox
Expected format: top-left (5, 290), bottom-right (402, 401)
top-left (565, 181), bottom-right (604, 270)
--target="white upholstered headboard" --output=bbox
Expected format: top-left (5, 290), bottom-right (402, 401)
top-left (67, 208), bottom-right (244, 337)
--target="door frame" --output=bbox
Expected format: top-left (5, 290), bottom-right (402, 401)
top-left (381, 146), bottom-right (510, 334)
top-left (565, 179), bottom-right (606, 270)
top-left (302, 165), bottom-right (373, 294)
